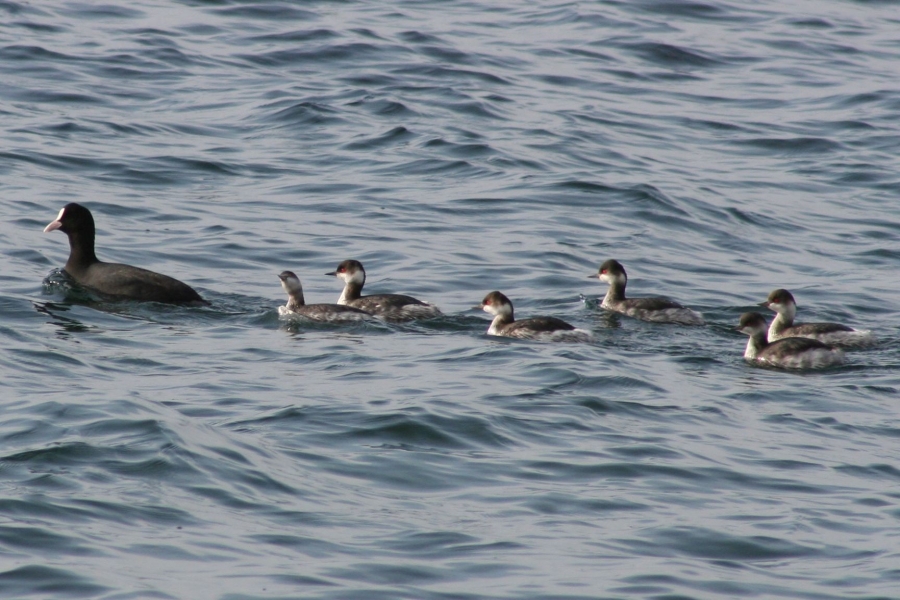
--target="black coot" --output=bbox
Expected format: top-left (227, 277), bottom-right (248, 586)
top-left (44, 203), bottom-right (207, 305)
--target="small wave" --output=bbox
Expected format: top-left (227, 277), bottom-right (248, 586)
top-left (214, 5), bottom-right (317, 21)
top-left (625, 525), bottom-right (820, 560)
top-left (633, 0), bottom-right (731, 20)
top-left (627, 42), bottom-right (725, 68)
top-left (237, 42), bottom-right (386, 67)
top-left (739, 136), bottom-right (844, 155)
top-left (247, 29), bottom-right (337, 43)
top-left (343, 126), bottom-right (416, 151)
top-left (0, 565), bottom-right (109, 597)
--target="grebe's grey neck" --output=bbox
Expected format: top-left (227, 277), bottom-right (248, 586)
top-left (602, 279), bottom-right (626, 304)
top-left (338, 281), bottom-right (363, 304)
top-left (738, 312), bottom-right (770, 359)
top-left (488, 313), bottom-right (512, 333)
top-left (761, 288), bottom-right (798, 337)
top-left (743, 331), bottom-right (768, 360)
top-left (327, 259), bottom-right (366, 304)
top-left (278, 271), bottom-right (306, 309)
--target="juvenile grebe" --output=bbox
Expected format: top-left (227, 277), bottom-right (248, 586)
top-left (588, 259), bottom-right (703, 325)
top-left (760, 288), bottom-right (873, 347)
top-left (737, 312), bottom-right (844, 369)
top-left (278, 271), bottom-right (372, 321)
top-left (326, 259), bottom-right (441, 321)
top-left (478, 291), bottom-right (591, 341)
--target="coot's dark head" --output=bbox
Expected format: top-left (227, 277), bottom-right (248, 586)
top-left (42, 202), bottom-right (207, 305)
top-left (44, 202), bottom-right (99, 266)
top-left (44, 203), bottom-right (95, 236)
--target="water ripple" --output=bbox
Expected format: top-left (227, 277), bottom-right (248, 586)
top-left (2, 0), bottom-right (900, 598)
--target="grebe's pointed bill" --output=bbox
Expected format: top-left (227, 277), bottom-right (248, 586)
top-left (43, 207), bottom-right (66, 233)
top-left (327, 260), bottom-right (356, 278)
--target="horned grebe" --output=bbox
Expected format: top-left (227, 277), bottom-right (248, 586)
top-left (326, 259), bottom-right (441, 321)
top-left (737, 312), bottom-right (844, 369)
top-left (589, 259), bottom-right (703, 325)
top-left (278, 271), bottom-right (372, 321)
top-left (478, 291), bottom-right (591, 341)
top-left (760, 289), bottom-right (873, 347)
top-left (43, 203), bottom-right (207, 305)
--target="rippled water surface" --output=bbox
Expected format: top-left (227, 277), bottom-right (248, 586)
top-left (2, 1), bottom-right (900, 598)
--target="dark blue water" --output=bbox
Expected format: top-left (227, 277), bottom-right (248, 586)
top-left (2, 1), bottom-right (900, 598)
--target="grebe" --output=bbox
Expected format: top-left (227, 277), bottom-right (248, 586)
top-left (588, 259), bottom-right (703, 325)
top-left (737, 312), bottom-right (844, 369)
top-left (278, 271), bottom-right (372, 321)
top-left (327, 259), bottom-right (441, 321)
top-left (760, 288), bottom-right (873, 347)
top-left (478, 291), bottom-right (591, 341)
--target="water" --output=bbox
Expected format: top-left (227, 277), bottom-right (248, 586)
top-left (2, 0), bottom-right (900, 598)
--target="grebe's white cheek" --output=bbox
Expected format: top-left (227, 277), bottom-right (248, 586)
top-left (285, 277), bottom-right (302, 292)
top-left (598, 273), bottom-right (610, 284)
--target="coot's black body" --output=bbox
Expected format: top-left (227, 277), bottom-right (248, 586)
top-left (44, 203), bottom-right (207, 305)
